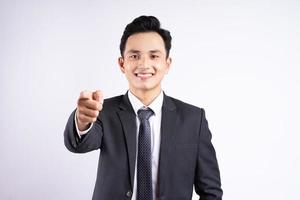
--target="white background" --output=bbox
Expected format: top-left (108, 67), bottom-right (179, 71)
top-left (1, 0), bottom-right (299, 199)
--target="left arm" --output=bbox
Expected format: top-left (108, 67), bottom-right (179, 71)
top-left (194, 109), bottom-right (223, 200)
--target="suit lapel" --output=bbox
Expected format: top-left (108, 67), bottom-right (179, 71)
top-left (116, 93), bottom-right (137, 189)
top-left (116, 92), bottom-right (179, 194)
top-left (158, 94), bottom-right (178, 196)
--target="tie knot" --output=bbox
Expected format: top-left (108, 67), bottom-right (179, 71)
top-left (137, 108), bottom-right (154, 121)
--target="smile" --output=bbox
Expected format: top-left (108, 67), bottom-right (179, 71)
top-left (135, 73), bottom-right (154, 78)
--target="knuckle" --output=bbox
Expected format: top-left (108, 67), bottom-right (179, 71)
top-left (86, 100), bottom-right (93, 107)
top-left (92, 102), bottom-right (99, 110)
top-left (79, 91), bottom-right (86, 98)
top-left (92, 111), bottom-right (98, 117)
top-left (81, 101), bottom-right (90, 109)
top-left (78, 99), bottom-right (86, 107)
top-left (77, 114), bottom-right (84, 121)
top-left (77, 107), bottom-right (82, 113)
top-left (79, 108), bottom-right (88, 116)
top-left (77, 99), bottom-right (83, 106)
top-left (78, 114), bottom-right (88, 122)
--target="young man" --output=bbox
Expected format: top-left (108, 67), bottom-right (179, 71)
top-left (64, 16), bottom-right (222, 200)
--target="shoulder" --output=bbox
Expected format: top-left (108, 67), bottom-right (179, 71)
top-left (164, 95), bottom-right (208, 126)
top-left (101, 94), bottom-right (126, 112)
top-left (103, 95), bottom-right (123, 105)
top-left (164, 95), bottom-right (204, 115)
top-left (97, 95), bottom-right (125, 118)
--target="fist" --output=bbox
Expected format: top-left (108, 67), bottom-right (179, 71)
top-left (76, 90), bottom-right (103, 131)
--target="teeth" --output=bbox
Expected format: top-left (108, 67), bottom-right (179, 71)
top-left (137, 73), bottom-right (153, 77)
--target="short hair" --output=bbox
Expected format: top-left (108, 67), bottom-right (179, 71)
top-left (119, 15), bottom-right (172, 58)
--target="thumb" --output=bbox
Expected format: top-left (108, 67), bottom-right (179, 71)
top-left (93, 90), bottom-right (103, 103)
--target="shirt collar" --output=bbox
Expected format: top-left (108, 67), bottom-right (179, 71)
top-left (128, 90), bottom-right (163, 116)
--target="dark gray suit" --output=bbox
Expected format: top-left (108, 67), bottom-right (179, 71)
top-left (64, 93), bottom-right (222, 200)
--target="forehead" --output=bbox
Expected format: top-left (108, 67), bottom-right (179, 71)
top-left (124, 32), bottom-right (166, 54)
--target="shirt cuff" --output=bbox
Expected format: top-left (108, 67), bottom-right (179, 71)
top-left (74, 111), bottom-right (93, 138)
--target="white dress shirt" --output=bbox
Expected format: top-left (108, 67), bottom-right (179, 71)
top-left (75, 90), bottom-right (163, 200)
top-left (128, 90), bottom-right (163, 200)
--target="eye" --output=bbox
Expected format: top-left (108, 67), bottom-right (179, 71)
top-left (150, 54), bottom-right (160, 59)
top-left (129, 54), bottom-right (139, 60)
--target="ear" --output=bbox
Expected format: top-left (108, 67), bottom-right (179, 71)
top-left (118, 57), bottom-right (125, 73)
top-left (165, 57), bottom-right (172, 74)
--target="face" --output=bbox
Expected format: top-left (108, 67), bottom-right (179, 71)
top-left (118, 32), bottom-right (172, 97)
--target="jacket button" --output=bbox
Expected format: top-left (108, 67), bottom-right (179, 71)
top-left (126, 190), bottom-right (132, 197)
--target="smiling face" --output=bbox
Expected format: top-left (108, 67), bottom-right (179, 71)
top-left (118, 32), bottom-right (172, 99)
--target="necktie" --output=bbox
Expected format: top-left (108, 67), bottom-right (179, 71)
top-left (137, 108), bottom-right (154, 200)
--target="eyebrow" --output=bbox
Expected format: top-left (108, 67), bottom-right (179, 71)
top-left (125, 49), bottom-right (163, 54)
top-left (126, 50), bottom-right (140, 54)
top-left (149, 50), bottom-right (162, 54)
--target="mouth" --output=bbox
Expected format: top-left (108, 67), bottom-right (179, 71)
top-left (135, 73), bottom-right (154, 79)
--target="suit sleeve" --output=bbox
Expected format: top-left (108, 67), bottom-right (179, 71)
top-left (64, 109), bottom-right (103, 153)
top-left (194, 109), bottom-right (223, 200)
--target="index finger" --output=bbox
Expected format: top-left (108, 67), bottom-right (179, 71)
top-left (79, 90), bottom-right (93, 100)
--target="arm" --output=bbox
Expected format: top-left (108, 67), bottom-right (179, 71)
top-left (74, 111), bottom-right (93, 138)
top-left (64, 109), bottom-right (103, 153)
top-left (64, 90), bottom-right (104, 153)
top-left (194, 109), bottom-right (223, 200)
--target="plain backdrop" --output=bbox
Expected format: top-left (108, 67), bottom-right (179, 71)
top-left (1, 0), bottom-right (299, 199)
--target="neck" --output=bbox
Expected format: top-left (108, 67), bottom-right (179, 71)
top-left (129, 88), bottom-right (161, 106)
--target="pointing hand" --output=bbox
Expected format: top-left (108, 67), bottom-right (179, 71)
top-left (76, 90), bottom-right (103, 131)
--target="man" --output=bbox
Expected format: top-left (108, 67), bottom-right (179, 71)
top-left (64, 15), bottom-right (222, 200)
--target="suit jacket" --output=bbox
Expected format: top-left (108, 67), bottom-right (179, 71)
top-left (64, 93), bottom-right (222, 200)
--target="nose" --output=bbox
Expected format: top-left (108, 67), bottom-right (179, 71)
top-left (137, 56), bottom-right (151, 69)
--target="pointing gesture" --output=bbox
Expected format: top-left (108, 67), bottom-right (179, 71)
top-left (76, 90), bottom-right (103, 131)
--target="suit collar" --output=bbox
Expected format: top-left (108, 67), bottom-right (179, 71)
top-left (119, 90), bottom-right (176, 112)
top-left (118, 91), bottom-right (135, 112)
top-left (128, 90), bottom-right (164, 117)
top-left (162, 92), bottom-right (176, 111)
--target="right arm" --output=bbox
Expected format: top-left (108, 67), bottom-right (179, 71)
top-left (64, 90), bottom-right (104, 153)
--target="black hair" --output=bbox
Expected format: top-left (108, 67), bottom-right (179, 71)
top-left (119, 15), bottom-right (172, 58)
